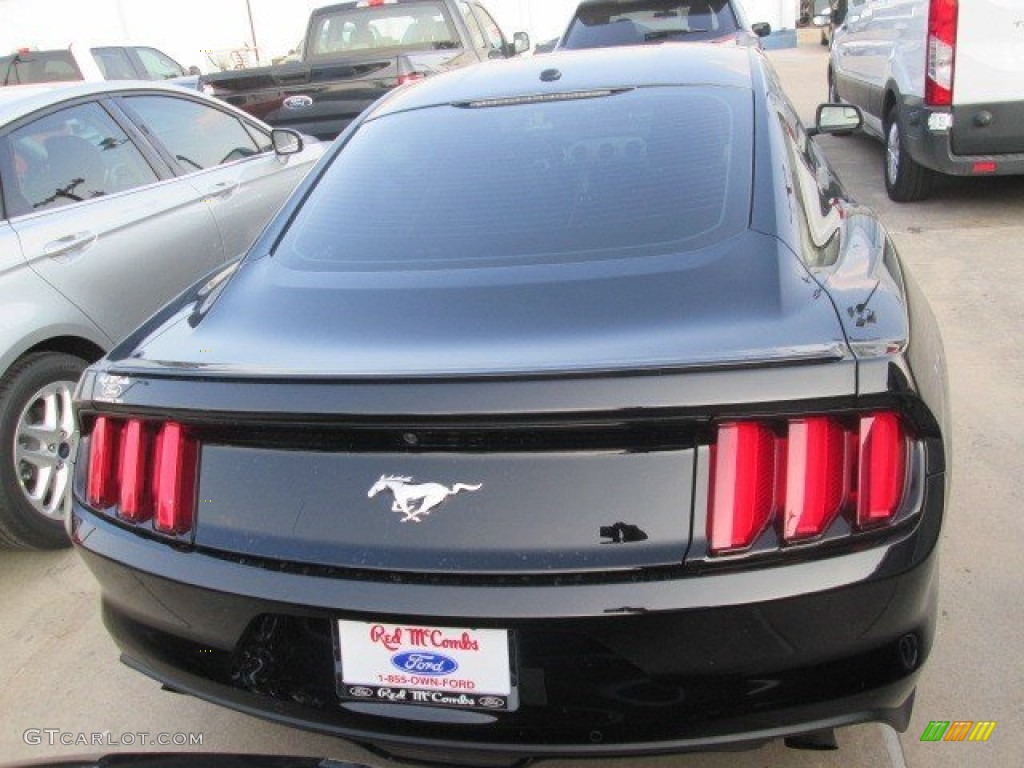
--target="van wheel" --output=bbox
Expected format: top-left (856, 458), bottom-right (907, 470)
top-left (820, 29), bottom-right (829, 46)
top-left (884, 106), bottom-right (935, 202)
top-left (0, 352), bottom-right (86, 549)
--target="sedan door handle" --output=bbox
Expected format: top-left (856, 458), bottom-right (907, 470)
top-left (205, 181), bottom-right (239, 201)
top-left (42, 231), bottom-right (97, 260)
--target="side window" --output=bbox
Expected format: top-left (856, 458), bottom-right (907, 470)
top-left (2, 101), bottom-right (159, 218)
top-left (134, 47), bottom-right (185, 80)
top-left (91, 47), bottom-right (137, 80)
top-left (472, 5), bottom-right (505, 54)
top-left (458, 2), bottom-right (487, 49)
top-left (123, 96), bottom-right (260, 171)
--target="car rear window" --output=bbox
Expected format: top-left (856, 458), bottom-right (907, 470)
top-left (275, 86), bottom-right (751, 271)
top-left (562, 1), bottom-right (739, 48)
top-left (0, 50), bottom-right (82, 86)
top-left (308, 1), bottom-right (460, 57)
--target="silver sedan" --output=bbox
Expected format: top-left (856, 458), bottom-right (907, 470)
top-left (0, 80), bottom-right (324, 549)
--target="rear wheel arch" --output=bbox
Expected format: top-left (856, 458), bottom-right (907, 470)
top-left (0, 336), bottom-right (105, 549)
top-left (19, 335), bottom-right (106, 368)
top-left (882, 88), bottom-right (899, 126)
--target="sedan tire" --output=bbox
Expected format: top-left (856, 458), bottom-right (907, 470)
top-left (0, 352), bottom-right (85, 549)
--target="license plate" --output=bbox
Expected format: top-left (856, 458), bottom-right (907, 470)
top-left (335, 620), bottom-right (515, 712)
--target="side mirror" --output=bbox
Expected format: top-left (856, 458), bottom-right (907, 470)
top-left (512, 31), bottom-right (531, 55)
top-left (272, 128), bottom-right (304, 156)
top-left (751, 22), bottom-right (771, 38)
top-left (187, 65), bottom-right (201, 76)
top-left (808, 104), bottom-right (863, 137)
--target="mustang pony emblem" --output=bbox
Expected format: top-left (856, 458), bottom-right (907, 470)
top-left (368, 475), bottom-right (482, 523)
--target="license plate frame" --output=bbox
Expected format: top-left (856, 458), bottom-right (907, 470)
top-left (335, 620), bottom-right (517, 713)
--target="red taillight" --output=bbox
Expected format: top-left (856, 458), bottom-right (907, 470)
top-left (783, 417), bottom-right (850, 541)
top-left (397, 72), bottom-right (426, 86)
top-left (972, 161), bottom-right (997, 174)
top-left (925, 0), bottom-right (958, 106)
top-left (857, 413), bottom-right (908, 528)
top-left (118, 419), bottom-right (152, 522)
top-left (153, 423), bottom-right (198, 535)
top-left (85, 416), bottom-right (197, 535)
top-left (87, 417), bottom-right (120, 509)
top-left (709, 422), bottom-right (781, 553)
top-left (707, 411), bottom-right (909, 554)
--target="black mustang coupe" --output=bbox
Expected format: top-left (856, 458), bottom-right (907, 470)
top-left (72, 45), bottom-right (949, 763)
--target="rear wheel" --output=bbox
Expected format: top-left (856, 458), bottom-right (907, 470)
top-left (820, 28), bottom-right (829, 46)
top-left (884, 106), bottom-right (935, 202)
top-left (0, 352), bottom-right (87, 549)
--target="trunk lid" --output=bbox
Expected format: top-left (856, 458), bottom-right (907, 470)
top-left (132, 231), bottom-right (847, 378)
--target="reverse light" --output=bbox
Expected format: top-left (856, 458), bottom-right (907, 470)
top-left (707, 411), bottom-right (910, 554)
top-left (925, 0), bottom-right (958, 106)
top-left (85, 417), bottom-right (198, 536)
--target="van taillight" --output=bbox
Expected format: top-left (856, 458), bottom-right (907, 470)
top-left (708, 412), bottom-right (909, 554)
top-left (926, 0), bottom-right (958, 106)
top-left (85, 416), bottom-right (198, 535)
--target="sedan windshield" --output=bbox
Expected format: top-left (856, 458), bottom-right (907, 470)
top-left (275, 86), bottom-right (752, 271)
top-left (562, 1), bottom-right (740, 48)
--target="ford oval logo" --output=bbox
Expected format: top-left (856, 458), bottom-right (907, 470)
top-left (391, 651), bottom-right (459, 676)
top-left (283, 95), bottom-right (314, 110)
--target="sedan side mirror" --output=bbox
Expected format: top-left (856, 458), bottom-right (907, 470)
top-left (512, 31), bottom-right (531, 55)
top-left (187, 65), bottom-right (202, 76)
top-left (808, 104), bottom-right (863, 137)
top-left (751, 22), bottom-right (771, 38)
top-left (272, 128), bottom-right (304, 156)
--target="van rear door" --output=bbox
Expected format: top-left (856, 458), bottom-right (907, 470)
top-left (954, 2), bottom-right (1024, 106)
top-left (952, 1), bottom-right (1024, 155)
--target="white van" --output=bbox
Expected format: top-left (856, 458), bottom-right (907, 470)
top-left (825, 0), bottom-right (1024, 201)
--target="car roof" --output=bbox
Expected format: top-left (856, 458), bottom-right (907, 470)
top-left (370, 44), bottom-right (755, 120)
top-left (0, 80), bottom-right (218, 128)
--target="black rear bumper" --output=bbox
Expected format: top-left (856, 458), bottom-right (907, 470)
top-left (73, 473), bottom-right (942, 761)
top-left (900, 98), bottom-right (1024, 177)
